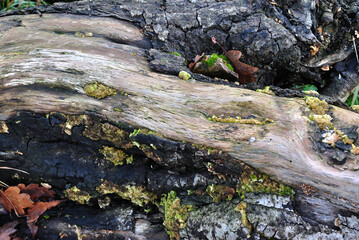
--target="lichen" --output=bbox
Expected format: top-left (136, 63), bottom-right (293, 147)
top-left (64, 186), bottom-right (91, 205)
top-left (309, 114), bottom-right (333, 130)
top-left (99, 146), bottom-right (133, 165)
top-left (0, 121), bottom-right (9, 133)
top-left (237, 167), bottom-right (294, 199)
top-left (351, 105), bottom-right (359, 112)
top-left (96, 181), bottom-right (158, 207)
top-left (256, 86), bottom-right (275, 95)
top-left (178, 71), bottom-right (191, 80)
top-left (84, 81), bottom-right (117, 99)
top-left (160, 191), bottom-right (193, 240)
top-left (206, 184), bottom-right (236, 203)
top-left (60, 114), bottom-right (88, 135)
top-left (235, 202), bottom-right (252, 238)
top-left (83, 122), bottom-right (132, 149)
top-left (352, 145), bottom-right (359, 155)
top-left (208, 115), bottom-right (273, 125)
top-left (203, 53), bottom-right (234, 71)
top-left (305, 96), bottom-right (329, 115)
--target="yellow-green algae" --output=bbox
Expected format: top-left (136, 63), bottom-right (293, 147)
top-left (208, 115), bottom-right (273, 125)
top-left (309, 114), bottom-right (333, 130)
top-left (60, 114), bottom-right (89, 135)
top-left (305, 96), bottom-right (329, 115)
top-left (178, 71), bottom-right (191, 80)
top-left (0, 121), bottom-right (9, 133)
top-left (351, 105), bottom-right (359, 112)
top-left (84, 81), bottom-right (117, 99)
top-left (160, 191), bottom-right (194, 240)
top-left (99, 146), bottom-right (133, 165)
top-left (256, 86), bottom-right (275, 95)
top-left (238, 166), bottom-right (294, 199)
top-left (64, 186), bottom-right (91, 204)
top-left (83, 122), bottom-right (133, 149)
top-left (96, 180), bottom-right (159, 207)
top-left (206, 184), bottom-right (236, 203)
top-left (235, 202), bottom-right (252, 238)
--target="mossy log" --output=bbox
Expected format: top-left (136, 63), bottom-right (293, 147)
top-left (1, 13), bottom-right (359, 239)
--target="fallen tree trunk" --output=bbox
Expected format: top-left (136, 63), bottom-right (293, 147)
top-left (0, 11), bottom-right (359, 240)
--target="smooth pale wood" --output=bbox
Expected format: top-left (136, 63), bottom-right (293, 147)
top-left (1, 14), bottom-right (359, 207)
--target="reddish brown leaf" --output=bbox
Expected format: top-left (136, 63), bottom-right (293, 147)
top-left (18, 183), bottom-right (55, 201)
top-left (0, 187), bottom-right (33, 216)
top-left (212, 36), bottom-right (259, 83)
top-left (27, 200), bottom-right (62, 223)
top-left (26, 200), bottom-right (62, 238)
top-left (0, 220), bottom-right (18, 240)
top-left (189, 52), bottom-right (204, 70)
top-left (225, 50), bottom-right (258, 83)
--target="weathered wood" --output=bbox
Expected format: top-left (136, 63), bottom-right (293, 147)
top-left (1, 13), bottom-right (359, 239)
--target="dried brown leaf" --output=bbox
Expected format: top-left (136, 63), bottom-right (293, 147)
top-left (225, 50), bottom-right (258, 83)
top-left (18, 183), bottom-right (55, 201)
top-left (189, 52), bottom-right (204, 71)
top-left (0, 221), bottom-right (18, 240)
top-left (0, 187), bottom-right (33, 216)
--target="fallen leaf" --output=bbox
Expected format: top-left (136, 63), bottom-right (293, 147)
top-left (18, 183), bottom-right (55, 201)
top-left (310, 45), bottom-right (319, 56)
top-left (189, 52), bottom-right (204, 70)
top-left (27, 201), bottom-right (62, 223)
top-left (321, 65), bottom-right (330, 71)
top-left (27, 200), bottom-right (62, 238)
top-left (212, 37), bottom-right (258, 83)
top-left (225, 50), bottom-right (258, 83)
top-left (0, 221), bottom-right (18, 240)
top-left (0, 187), bottom-right (33, 216)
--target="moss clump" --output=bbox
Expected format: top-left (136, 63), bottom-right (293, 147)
top-left (208, 115), bottom-right (273, 125)
top-left (96, 181), bottom-right (158, 207)
top-left (256, 86), bottom-right (275, 95)
top-left (61, 114), bottom-right (89, 135)
top-left (305, 96), bottom-right (329, 115)
top-left (238, 167), bottom-right (294, 198)
top-left (309, 114), bottom-right (333, 130)
top-left (64, 186), bottom-right (91, 204)
top-left (168, 52), bottom-right (182, 57)
top-left (83, 122), bottom-right (133, 149)
top-left (99, 146), bottom-right (133, 165)
top-left (160, 191), bottom-right (193, 240)
top-left (235, 202), bottom-right (252, 238)
top-left (178, 71), bottom-right (191, 80)
top-left (203, 53), bottom-right (234, 71)
top-left (0, 121), bottom-right (9, 133)
top-left (84, 81), bottom-right (117, 99)
top-left (206, 184), bottom-right (236, 203)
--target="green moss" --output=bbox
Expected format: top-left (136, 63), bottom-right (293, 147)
top-left (203, 53), bottom-right (234, 71)
top-left (168, 52), bottom-right (182, 57)
top-left (256, 86), bottom-right (275, 95)
top-left (160, 191), bottom-right (193, 240)
top-left (99, 146), bottom-right (133, 165)
top-left (237, 167), bottom-right (294, 199)
top-left (178, 71), bottom-right (191, 80)
top-left (84, 81), bottom-right (117, 99)
top-left (60, 114), bottom-right (88, 135)
top-left (309, 114), bottom-right (334, 130)
top-left (96, 181), bottom-right (159, 207)
top-left (64, 186), bottom-right (91, 205)
top-left (206, 184), bottom-right (236, 203)
top-left (235, 202), bottom-right (252, 238)
top-left (208, 115), bottom-right (273, 125)
top-left (83, 122), bottom-right (133, 149)
top-left (305, 96), bottom-right (329, 115)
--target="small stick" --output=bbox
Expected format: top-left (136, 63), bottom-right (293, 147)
top-left (353, 36), bottom-right (359, 64)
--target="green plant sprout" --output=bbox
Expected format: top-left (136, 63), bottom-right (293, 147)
top-left (0, 0), bottom-right (48, 13)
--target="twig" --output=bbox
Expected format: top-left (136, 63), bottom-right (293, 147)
top-left (353, 36), bottom-right (359, 64)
